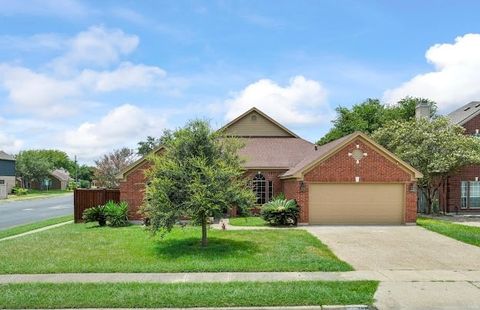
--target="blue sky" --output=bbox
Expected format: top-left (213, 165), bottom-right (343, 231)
top-left (1, 0), bottom-right (480, 163)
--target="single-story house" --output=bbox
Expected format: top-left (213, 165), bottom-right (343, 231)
top-left (0, 150), bottom-right (16, 197)
top-left (438, 101), bottom-right (480, 213)
top-left (30, 169), bottom-right (72, 190)
top-left (118, 107), bottom-right (422, 225)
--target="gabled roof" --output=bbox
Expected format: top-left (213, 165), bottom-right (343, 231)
top-left (51, 169), bottom-right (72, 182)
top-left (0, 151), bottom-right (15, 161)
top-left (239, 137), bottom-right (316, 169)
top-left (447, 101), bottom-right (480, 125)
top-left (219, 107), bottom-right (300, 138)
top-left (116, 145), bottom-right (164, 180)
top-left (281, 131), bottom-right (423, 180)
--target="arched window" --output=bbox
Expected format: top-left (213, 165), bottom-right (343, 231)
top-left (252, 173), bottom-right (273, 204)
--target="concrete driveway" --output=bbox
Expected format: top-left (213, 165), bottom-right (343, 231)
top-left (306, 225), bottom-right (480, 309)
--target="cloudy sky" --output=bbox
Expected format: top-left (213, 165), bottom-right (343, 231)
top-left (1, 0), bottom-right (480, 163)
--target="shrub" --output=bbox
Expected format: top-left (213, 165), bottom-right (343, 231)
top-left (105, 201), bottom-right (129, 227)
top-left (82, 205), bottom-right (107, 226)
top-left (261, 198), bottom-right (299, 226)
top-left (67, 181), bottom-right (77, 190)
top-left (79, 180), bottom-right (90, 188)
top-left (12, 187), bottom-right (28, 196)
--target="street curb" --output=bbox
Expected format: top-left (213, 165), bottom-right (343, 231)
top-left (0, 220), bottom-right (73, 242)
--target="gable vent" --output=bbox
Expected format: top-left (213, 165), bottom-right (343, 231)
top-left (251, 114), bottom-right (257, 121)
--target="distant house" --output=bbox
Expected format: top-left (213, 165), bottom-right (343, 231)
top-left (30, 169), bottom-right (72, 190)
top-left (0, 151), bottom-right (16, 195)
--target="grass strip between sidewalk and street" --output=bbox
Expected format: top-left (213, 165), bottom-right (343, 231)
top-left (0, 281), bottom-right (378, 309)
top-left (417, 217), bottom-right (480, 247)
top-left (0, 215), bottom-right (73, 240)
top-left (4, 190), bottom-right (72, 202)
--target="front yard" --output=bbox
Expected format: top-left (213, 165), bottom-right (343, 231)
top-left (417, 217), bottom-right (480, 247)
top-left (5, 189), bottom-right (72, 202)
top-left (0, 223), bottom-right (352, 274)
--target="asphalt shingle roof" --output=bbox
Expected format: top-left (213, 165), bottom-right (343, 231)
top-left (447, 101), bottom-right (480, 125)
top-left (0, 151), bottom-right (15, 161)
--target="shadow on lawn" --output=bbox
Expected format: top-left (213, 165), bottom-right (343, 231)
top-left (155, 237), bottom-right (258, 258)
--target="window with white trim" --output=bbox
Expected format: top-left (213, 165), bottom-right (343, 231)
top-left (252, 173), bottom-right (273, 204)
top-left (460, 181), bottom-right (480, 209)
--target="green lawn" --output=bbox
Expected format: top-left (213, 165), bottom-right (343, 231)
top-left (0, 215), bottom-right (73, 240)
top-left (0, 224), bottom-right (352, 274)
top-left (5, 189), bottom-right (72, 202)
top-left (417, 217), bottom-right (480, 247)
top-left (229, 216), bottom-right (268, 226)
top-left (0, 281), bottom-right (378, 309)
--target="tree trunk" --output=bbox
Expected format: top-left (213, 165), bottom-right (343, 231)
top-left (201, 215), bottom-right (208, 247)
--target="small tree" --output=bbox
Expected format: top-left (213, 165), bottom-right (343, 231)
top-left (137, 130), bottom-right (173, 156)
top-left (16, 151), bottom-right (53, 188)
top-left (141, 120), bottom-right (255, 247)
top-left (372, 117), bottom-right (480, 213)
top-left (94, 148), bottom-right (136, 188)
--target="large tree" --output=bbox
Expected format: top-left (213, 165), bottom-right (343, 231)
top-left (372, 117), bottom-right (480, 213)
top-left (317, 97), bottom-right (437, 145)
top-left (94, 148), bottom-right (136, 188)
top-left (16, 151), bottom-right (54, 188)
top-left (137, 130), bottom-right (173, 156)
top-left (141, 120), bottom-right (255, 247)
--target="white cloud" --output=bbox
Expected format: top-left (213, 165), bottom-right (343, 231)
top-left (0, 131), bottom-right (23, 154)
top-left (79, 62), bottom-right (166, 92)
top-left (384, 33), bottom-right (480, 111)
top-left (225, 76), bottom-right (331, 125)
top-left (0, 26), bottom-right (167, 117)
top-left (51, 26), bottom-right (139, 74)
top-left (62, 104), bottom-right (166, 160)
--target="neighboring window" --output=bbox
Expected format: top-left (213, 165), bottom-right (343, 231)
top-left (268, 181), bottom-right (273, 201)
top-left (252, 173), bottom-right (273, 204)
top-left (460, 181), bottom-right (480, 209)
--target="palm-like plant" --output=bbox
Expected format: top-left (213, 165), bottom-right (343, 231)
top-left (260, 198), bottom-right (299, 226)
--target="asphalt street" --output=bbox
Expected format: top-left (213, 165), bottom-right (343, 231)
top-left (0, 195), bottom-right (73, 230)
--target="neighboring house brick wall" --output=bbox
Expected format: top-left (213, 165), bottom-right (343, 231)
top-left (119, 162), bottom-right (151, 220)
top-left (298, 139), bottom-right (416, 223)
top-left (444, 114), bottom-right (480, 212)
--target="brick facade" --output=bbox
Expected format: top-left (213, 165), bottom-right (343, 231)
top-left (119, 162), bottom-right (151, 220)
top-left (284, 138), bottom-right (417, 224)
top-left (442, 115), bottom-right (480, 213)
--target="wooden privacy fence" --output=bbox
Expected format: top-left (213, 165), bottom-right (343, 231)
top-left (74, 188), bottom-right (120, 223)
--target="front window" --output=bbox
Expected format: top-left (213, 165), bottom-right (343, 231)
top-left (252, 173), bottom-right (273, 205)
top-left (460, 181), bottom-right (480, 209)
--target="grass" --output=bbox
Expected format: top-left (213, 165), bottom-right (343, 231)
top-left (229, 216), bottom-right (268, 226)
top-left (0, 281), bottom-right (378, 308)
top-left (417, 217), bottom-right (480, 247)
top-left (0, 224), bottom-right (352, 274)
top-left (5, 189), bottom-right (71, 202)
top-left (0, 215), bottom-right (73, 240)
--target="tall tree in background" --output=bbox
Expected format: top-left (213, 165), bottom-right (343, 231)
top-left (137, 130), bottom-right (173, 156)
top-left (317, 97), bottom-right (437, 145)
top-left (16, 151), bottom-right (54, 188)
top-left (142, 120), bottom-right (255, 247)
top-left (373, 117), bottom-right (480, 214)
top-left (94, 148), bottom-right (136, 188)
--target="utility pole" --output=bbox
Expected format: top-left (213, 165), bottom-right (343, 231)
top-left (74, 155), bottom-right (78, 185)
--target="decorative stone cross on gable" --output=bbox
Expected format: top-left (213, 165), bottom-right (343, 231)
top-left (348, 144), bottom-right (368, 164)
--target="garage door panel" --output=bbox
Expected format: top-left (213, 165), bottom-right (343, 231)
top-left (309, 183), bottom-right (404, 225)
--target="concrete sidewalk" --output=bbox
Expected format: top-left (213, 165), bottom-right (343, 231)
top-left (0, 270), bottom-right (479, 284)
top-left (0, 220), bottom-right (73, 242)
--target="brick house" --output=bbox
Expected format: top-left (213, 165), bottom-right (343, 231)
top-left (440, 101), bottom-right (480, 213)
top-left (118, 107), bottom-right (422, 224)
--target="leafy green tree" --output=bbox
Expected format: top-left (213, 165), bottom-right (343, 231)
top-left (142, 120), bottom-right (255, 246)
top-left (317, 97), bottom-right (437, 145)
top-left (372, 117), bottom-right (480, 214)
top-left (35, 150), bottom-right (74, 172)
top-left (94, 148), bottom-right (136, 188)
top-left (137, 130), bottom-right (173, 156)
top-left (16, 151), bottom-right (54, 188)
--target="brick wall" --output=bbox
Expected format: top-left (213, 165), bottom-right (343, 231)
top-left (283, 179), bottom-right (309, 223)
top-left (291, 138), bottom-right (417, 223)
top-left (119, 161), bottom-right (151, 220)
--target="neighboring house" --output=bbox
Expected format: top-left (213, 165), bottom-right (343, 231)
top-left (30, 169), bottom-right (72, 190)
top-left (0, 150), bottom-right (16, 196)
top-left (118, 107), bottom-right (422, 225)
top-left (440, 101), bottom-right (480, 213)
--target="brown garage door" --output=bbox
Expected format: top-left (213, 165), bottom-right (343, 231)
top-left (309, 183), bottom-right (404, 224)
